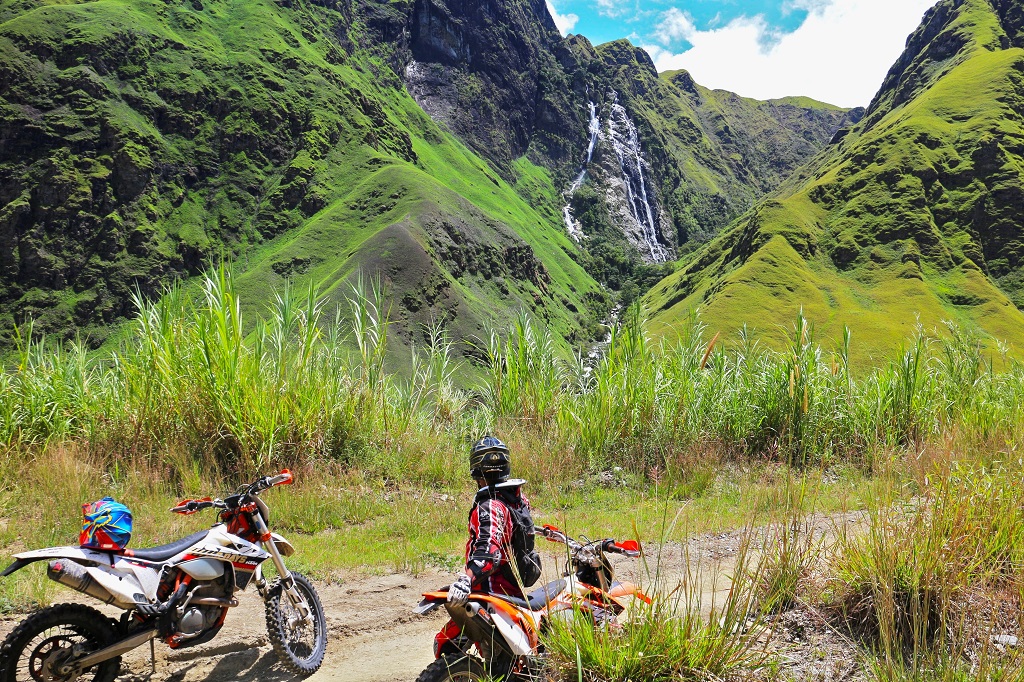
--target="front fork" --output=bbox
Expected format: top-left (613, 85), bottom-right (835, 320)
top-left (252, 515), bottom-right (312, 625)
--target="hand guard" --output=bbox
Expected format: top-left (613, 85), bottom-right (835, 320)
top-left (447, 574), bottom-right (472, 606)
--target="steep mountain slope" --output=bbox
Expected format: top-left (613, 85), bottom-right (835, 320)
top-left (0, 0), bottom-right (857, 352)
top-left (0, 0), bottom-right (601, 348)
top-left (647, 0), bottom-right (1024, 363)
top-left (355, 0), bottom-right (855, 269)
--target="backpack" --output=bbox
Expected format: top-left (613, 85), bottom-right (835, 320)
top-left (493, 487), bottom-right (542, 588)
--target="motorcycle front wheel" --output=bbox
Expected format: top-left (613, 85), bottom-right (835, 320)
top-left (415, 654), bottom-right (489, 682)
top-left (0, 603), bottom-right (120, 682)
top-left (265, 571), bottom-right (327, 676)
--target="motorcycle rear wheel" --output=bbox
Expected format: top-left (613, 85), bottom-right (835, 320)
top-left (415, 654), bottom-right (488, 682)
top-left (265, 571), bottom-right (327, 676)
top-left (0, 603), bottom-right (120, 682)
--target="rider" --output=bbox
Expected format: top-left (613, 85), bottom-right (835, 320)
top-left (447, 436), bottom-right (541, 606)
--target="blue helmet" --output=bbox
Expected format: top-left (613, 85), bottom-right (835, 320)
top-left (79, 497), bottom-right (133, 551)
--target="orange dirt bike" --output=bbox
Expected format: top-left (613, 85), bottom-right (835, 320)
top-left (413, 524), bottom-right (650, 681)
top-left (0, 471), bottom-right (327, 681)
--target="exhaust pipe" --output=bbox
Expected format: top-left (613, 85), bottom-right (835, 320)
top-left (47, 560), bottom-right (118, 605)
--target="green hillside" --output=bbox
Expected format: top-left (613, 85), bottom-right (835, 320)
top-left (0, 0), bottom-right (602, 350)
top-left (647, 0), bottom-right (1024, 364)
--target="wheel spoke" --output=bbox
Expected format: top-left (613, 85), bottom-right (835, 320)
top-left (265, 572), bottom-right (325, 674)
top-left (12, 624), bottom-right (103, 682)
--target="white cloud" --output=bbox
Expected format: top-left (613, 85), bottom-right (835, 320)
top-left (783, 0), bottom-right (832, 12)
top-left (653, 7), bottom-right (696, 45)
top-left (647, 0), bottom-right (935, 107)
top-left (595, 0), bottom-right (629, 18)
top-left (547, 0), bottom-right (579, 34)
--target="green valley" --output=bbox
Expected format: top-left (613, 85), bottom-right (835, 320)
top-left (0, 0), bottom-right (864, 357)
top-left (3, 1), bottom-right (1024, 680)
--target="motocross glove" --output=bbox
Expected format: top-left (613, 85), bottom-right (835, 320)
top-left (447, 574), bottom-right (472, 606)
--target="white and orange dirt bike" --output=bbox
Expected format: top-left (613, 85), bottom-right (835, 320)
top-left (414, 524), bottom-right (651, 682)
top-left (0, 470), bottom-right (327, 682)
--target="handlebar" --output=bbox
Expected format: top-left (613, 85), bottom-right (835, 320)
top-left (169, 469), bottom-right (295, 514)
top-left (536, 525), bottom-right (642, 558)
top-left (603, 539), bottom-right (642, 557)
top-left (247, 469), bottom-right (294, 494)
top-left (170, 497), bottom-right (224, 515)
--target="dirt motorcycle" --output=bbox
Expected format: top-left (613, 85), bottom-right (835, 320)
top-left (413, 524), bottom-right (650, 681)
top-left (0, 470), bottom-right (327, 682)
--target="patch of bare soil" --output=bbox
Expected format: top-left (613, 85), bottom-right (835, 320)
top-left (763, 605), bottom-right (867, 682)
top-left (0, 512), bottom-right (875, 682)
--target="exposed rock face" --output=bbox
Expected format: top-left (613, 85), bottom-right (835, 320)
top-left (603, 97), bottom-right (673, 263)
top-left (389, 0), bottom-right (586, 172)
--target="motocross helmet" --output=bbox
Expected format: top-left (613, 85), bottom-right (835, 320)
top-left (79, 497), bottom-right (133, 551)
top-left (470, 435), bottom-right (511, 485)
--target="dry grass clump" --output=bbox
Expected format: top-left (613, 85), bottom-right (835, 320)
top-left (827, 463), bottom-right (1024, 679)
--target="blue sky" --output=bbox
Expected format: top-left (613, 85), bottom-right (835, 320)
top-left (554, 0), bottom-right (813, 50)
top-left (545, 0), bottom-right (936, 107)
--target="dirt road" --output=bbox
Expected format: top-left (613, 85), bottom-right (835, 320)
top-left (0, 518), bottom-right (858, 682)
top-left (0, 570), bottom-right (450, 682)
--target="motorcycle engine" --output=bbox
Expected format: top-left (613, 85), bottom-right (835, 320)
top-left (175, 578), bottom-right (228, 638)
top-left (178, 605), bottom-right (222, 635)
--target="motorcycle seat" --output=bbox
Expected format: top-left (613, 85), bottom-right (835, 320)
top-left (496, 578), bottom-right (567, 611)
top-left (122, 530), bottom-right (211, 562)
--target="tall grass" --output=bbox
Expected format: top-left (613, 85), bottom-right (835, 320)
top-left (829, 461), bottom-right (1024, 680)
top-left (0, 269), bottom-right (1022, 481)
top-left (543, 525), bottom-right (771, 681)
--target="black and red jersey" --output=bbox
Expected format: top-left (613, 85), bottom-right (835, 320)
top-left (464, 483), bottom-right (532, 598)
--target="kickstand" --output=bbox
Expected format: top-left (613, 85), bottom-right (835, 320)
top-left (149, 639), bottom-right (156, 674)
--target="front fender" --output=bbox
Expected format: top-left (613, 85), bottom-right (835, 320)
top-left (269, 533), bottom-right (295, 557)
top-left (2, 547), bottom-right (115, 577)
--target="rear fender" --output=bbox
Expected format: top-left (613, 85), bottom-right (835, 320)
top-left (470, 595), bottom-right (539, 651)
top-left (415, 590), bottom-right (449, 616)
top-left (419, 590), bottom-right (539, 653)
top-left (415, 598), bottom-right (444, 615)
top-left (2, 547), bottom-right (115, 577)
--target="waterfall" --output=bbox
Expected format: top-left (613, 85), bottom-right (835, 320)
top-left (562, 99), bottom-right (601, 242)
top-left (586, 100), bottom-right (599, 163)
top-left (606, 94), bottom-right (669, 263)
